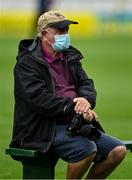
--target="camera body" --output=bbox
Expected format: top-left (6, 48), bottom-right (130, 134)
top-left (66, 114), bottom-right (101, 140)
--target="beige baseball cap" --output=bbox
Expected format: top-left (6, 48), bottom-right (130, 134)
top-left (37, 11), bottom-right (78, 33)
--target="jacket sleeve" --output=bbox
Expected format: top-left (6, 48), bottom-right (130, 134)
top-left (76, 62), bottom-right (97, 109)
top-left (15, 61), bottom-right (74, 117)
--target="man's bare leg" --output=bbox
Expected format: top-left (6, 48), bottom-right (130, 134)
top-left (87, 146), bottom-right (126, 179)
top-left (66, 152), bottom-right (96, 179)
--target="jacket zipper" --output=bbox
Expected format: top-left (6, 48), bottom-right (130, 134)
top-left (31, 55), bottom-right (56, 153)
top-left (67, 59), bottom-right (78, 89)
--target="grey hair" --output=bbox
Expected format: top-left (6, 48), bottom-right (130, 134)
top-left (37, 27), bottom-right (51, 38)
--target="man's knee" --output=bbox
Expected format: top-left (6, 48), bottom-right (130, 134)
top-left (108, 145), bottom-right (127, 164)
top-left (114, 145), bottom-right (127, 160)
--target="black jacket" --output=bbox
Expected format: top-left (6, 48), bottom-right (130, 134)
top-left (10, 38), bottom-right (97, 153)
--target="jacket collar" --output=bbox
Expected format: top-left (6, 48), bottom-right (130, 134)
top-left (18, 37), bottom-right (84, 64)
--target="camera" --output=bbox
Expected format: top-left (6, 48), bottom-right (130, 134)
top-left (66, 114), bottom-right (101, 140)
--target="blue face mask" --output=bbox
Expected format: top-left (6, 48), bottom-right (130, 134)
top-left (52, 34), bottom-right (70, 52)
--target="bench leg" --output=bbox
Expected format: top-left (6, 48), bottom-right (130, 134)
top-left (22, 156), bottom-right (55, 179)
top-left (23, 164), bottom-right (54, 179)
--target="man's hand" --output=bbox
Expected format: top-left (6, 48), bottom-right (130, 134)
top-left (83, 109), bottom-right (98, 123)
top-left (73, 97), bottom-right (98, 123)
top-left (73, 97), bottom-right (91, 115)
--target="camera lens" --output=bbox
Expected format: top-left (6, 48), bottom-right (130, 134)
top-left (80, 124), bottom-right (101, 140)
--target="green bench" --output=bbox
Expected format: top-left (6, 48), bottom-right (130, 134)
top-left (5, 148), bottom-right (57, 179)
top-left (123, 140), bottom-right (132, 152)
top-left (5, 140), bottom-right (132, 179)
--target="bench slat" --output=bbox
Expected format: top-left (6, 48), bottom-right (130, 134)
top-left (5, 148), bottom-right (38, 157)
top-left (123, 140), bottom-right (132, 151)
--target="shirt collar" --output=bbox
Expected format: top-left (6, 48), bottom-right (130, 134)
top-left (43, 48), bottom-right (64, 63)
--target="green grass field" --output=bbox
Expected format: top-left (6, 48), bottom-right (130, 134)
top-left (0, 36), bottom-right (132, 179)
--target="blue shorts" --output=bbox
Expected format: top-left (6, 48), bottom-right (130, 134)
top-left (51, 125), bottom-right (125, 163)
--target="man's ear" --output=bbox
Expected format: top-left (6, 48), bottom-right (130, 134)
top-left (41, 31), bottom-right (47, 41)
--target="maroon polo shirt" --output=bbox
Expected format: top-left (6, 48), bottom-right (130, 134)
top-left (43, 49), bottom-right (77, 100)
